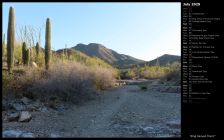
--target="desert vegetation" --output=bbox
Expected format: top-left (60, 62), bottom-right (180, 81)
top-left (2, 6), bottom-right (119, 102)
top-left (120, 62), bottom-right (180, 81)
top-left (2, 6), bottom-right (180, 102)
top-left (2, 6), bottom-right (181, 138)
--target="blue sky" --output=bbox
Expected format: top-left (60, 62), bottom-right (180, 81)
top-left (3, 2), bottom-right (180, 61)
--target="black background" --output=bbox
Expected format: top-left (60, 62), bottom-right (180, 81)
top-left (1, 0), bottom-right (222, 139)
top-left (181, 1), bottom-right (223, 138)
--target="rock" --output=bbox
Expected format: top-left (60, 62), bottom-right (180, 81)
top-left (20, 97), bottom-right (31, 105)
top-left (3, 130), bottom-right (23, 138)
top-left (27, 101), bottom-right (42, 111)
top-left (31, 61), bottom-right (38, 68)
top-left (7, 112), bottom-right (19, 122)
top-left (3, 130), bottom-right (35, 138)
top-left (56, 105), bottom-right (66, 112)
top-left (26, 104), bottom-right (37, 111)
top-left (18, 111), bottom-right (32, 122)
top-left (49, 133), bottom-right (61, 138)
top-left (142, 126), bottom-right (154, 132)
top-left (12, 103), bottom-right (26, 111)
top-left (3, 114), bottom-right (8, 122)
top-left (40, 107), bottom-right (48, 112)
top-left (34, 101), bottom-right (42, 108)
top-left (166, 119), bottom-right (180, 129)
top-left (20, 132), bottom-right (35, 138)
top-left (2, 100), bottom-right (11, 111)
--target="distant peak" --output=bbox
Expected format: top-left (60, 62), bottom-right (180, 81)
top-left (88, 43), bottom-right (105, 47)
top-left (76, 43), bottom-right (86, 46)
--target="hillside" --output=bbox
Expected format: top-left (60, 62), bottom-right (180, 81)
top-left (143, 54), bottom-right (180, 67)
top-left (56, 48), bottom-right (114, 69)
top-left (71, 43), bottom-right (145, 68)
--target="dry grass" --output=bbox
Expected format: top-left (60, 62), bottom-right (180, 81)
top-left (6, 61), bottom-right (118, 102)
top-left (93, 66), bottom-right (117, 90)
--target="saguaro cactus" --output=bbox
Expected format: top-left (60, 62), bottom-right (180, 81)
top-left (30, 47), bottom-right (33, 61)
top-left (25, 48), bottom-right (30, 66)
top-left (2, 34), bottom-right (6, 58)
top-left (45, 18), bottom-right (51, 70)
top-left (7, 7), bottom-right (15, 74)
top-left (22, 42), bottom-right (27, 65)
top-left (65, 44), bottom-right (68, 57)
top-left (35, 42), bottom-right (40, 58)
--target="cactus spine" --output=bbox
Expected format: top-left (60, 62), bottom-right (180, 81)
top-left (45, 18), bottom-right (51, 70)
top-left (7, 7), bottom-right (15, 74)
top-left (22, 42), bottom-right (27, 65)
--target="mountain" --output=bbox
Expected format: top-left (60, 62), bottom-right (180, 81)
top-left (145, 54), bottom-right (180, 66)
top-left (56, 48), bottom-right (114, 68)
top-left (71, 43), bottom-right (146, 68)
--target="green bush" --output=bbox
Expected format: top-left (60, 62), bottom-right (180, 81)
top-left (165, 62), bottom-right (181, 81)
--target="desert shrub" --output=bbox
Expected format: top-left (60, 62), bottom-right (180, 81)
top-left (120, 66), bottom-right (170, 80)
top-left (2, 66), bottom-right (30, 98)
top-left (2, 70), bottom-right (15, 95)
top-left (121, 69), bottom-right (137, 80)
top-left (139, 67), bottom-right (163, 79)
top-left (93, 66), bottom-right (117, 90)
top-left (23, 61), bottom-right (94, 102)
top-left (165, 62), bottom-right (181, 81)
top-left (16, 61), bottom-right (117, 102)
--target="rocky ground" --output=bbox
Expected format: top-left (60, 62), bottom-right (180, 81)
top-left (2, 79), bottom-right (181, 138)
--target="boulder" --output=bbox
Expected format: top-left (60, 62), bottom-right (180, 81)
top-left (20, 97), bottom-right (31, 105)
top-left (26, 101), bottom-right (42, 111)
top-left (20, 132), bottom-right (35, 138)
top-left (2, 130), bottom-right (35, 138)
top-left (2, 130), bottom-right (23, 138)
top-left (12, 103), bottom-right (26, 111)
top-left (7, 112), bottom-right (19, 122)
top-left (142, 126), bottom-right (154, 132)
top-left (31, 61), bottom-right (38, 68)
top-left (18, 111), bottom-right (32, 122)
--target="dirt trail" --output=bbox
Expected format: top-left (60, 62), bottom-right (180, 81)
top-left (3, 79), bottom-right (181, 138)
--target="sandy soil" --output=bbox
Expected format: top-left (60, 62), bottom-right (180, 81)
top-left (3, 79), bottom-right (181, 138)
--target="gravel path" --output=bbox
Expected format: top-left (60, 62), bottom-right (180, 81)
top-left (3, 80), bottom-right (181, 138)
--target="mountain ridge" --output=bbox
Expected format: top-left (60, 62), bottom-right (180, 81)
top-left (56, 43), bottom-right (180, 68)
top-left (71, 43), bottom-right (146, 67)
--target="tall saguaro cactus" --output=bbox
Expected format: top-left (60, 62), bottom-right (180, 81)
top-left (35, 42), bottom-right (40, 58)
top-left (7, 7), bottom-right (15, 74)
top-left (22, 42), bottom-right (27, 65)
top-left (45, 18), bottom-right (51, 70)
top-left (2, 34), bottom-right (6, 58)
top-left (25, 48), bottom-right (30, 66)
